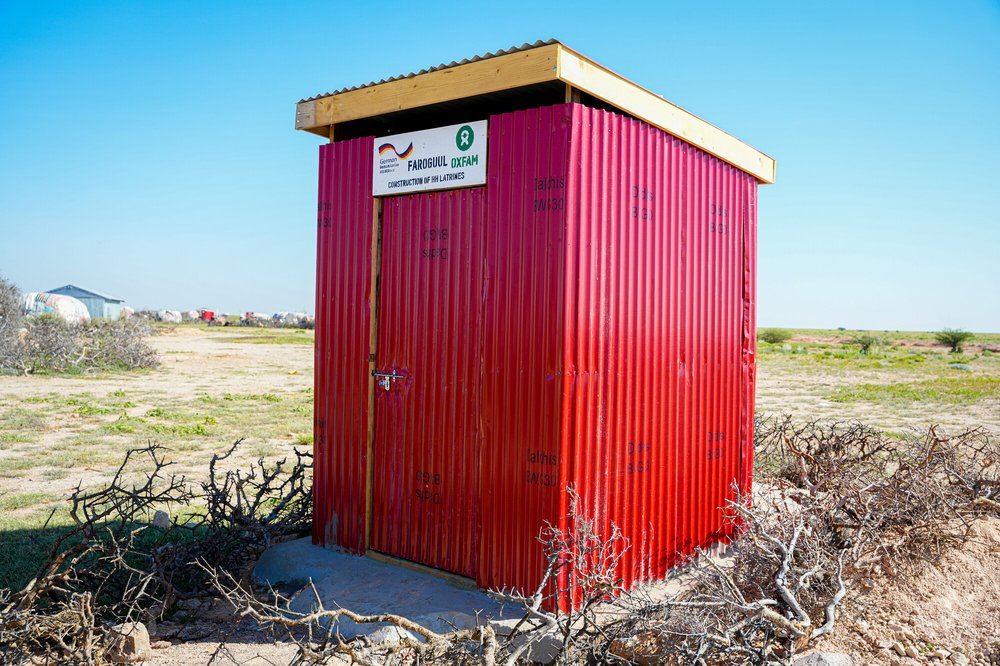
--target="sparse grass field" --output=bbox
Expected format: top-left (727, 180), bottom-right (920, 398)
top-left (0, 325), bottom-right (997, 592)
top-left (0, 325), bottom-right (314, 590)
top-left (755, 328), bottom-right (1000, 432)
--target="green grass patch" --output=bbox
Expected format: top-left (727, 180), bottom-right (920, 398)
top-left (223, 333), bottom-right (314, 345)
top-left (22, 394), bottom-right (55, 404)
top-left (829, 376), bottom-right (1000, 404)
top-left (148, 417), bottom-right (217, 437)
top-left (145, 407), bottom-right (184, 419)
top-left (0, 431), bottom-right (37, 445)
top-left (0, 491), bottom-right (55, 512)
top-left (76, 403), bottom-right (124, 416)
top-left (223, 393), bottom-right (281, 402)
top-left (0, 407), bottom-right (46, 431)
top-left (104, 416), bottom-right (143, 434)
top-left (2, 457), bottom-right (42, 472)
top-left (0, 507), bottom-right (73, 590)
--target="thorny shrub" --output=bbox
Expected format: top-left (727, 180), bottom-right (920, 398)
top-left (202, 420), bottom-right (997, 666)
top-left (847, 333), bottom-right (886, 355)
top-left (591, 419), bottom-right (999, 665)
top-left (934, 328), bottom-right (974, 353)
top-left (21, 315), bottom-right (160, 373)
top-left (0, 277), bottom-right (26, 373)
top-left (757, 328), bottom-right (793, 344)
top-left (1, 419), bottom-right (997, 665)
top-left (0, 441), bottom-right (312, 665)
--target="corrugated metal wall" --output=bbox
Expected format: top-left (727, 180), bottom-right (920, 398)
top-left (312, 104), bottom-right (758, 598)
top-left (561, 105), bottom-right (757, 592)
top-left (479, 106), bottom-right (571, 594)
top-left (313, 137), bottom-right (374, 552)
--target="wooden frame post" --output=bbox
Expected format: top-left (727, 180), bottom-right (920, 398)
top-left (364, 198), bottom-right (383, 551)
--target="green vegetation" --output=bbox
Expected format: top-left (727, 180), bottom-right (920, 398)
top-left (0, 432), bottom-right (36, 446)
top-left (760, 327), bottom-right (1000, 346)
top-left (758, 328), bottom-right (793, 344)
top-left (935, 328), bottom-right (974, 353)
top-left (1, 407), bottom-right (46, 430)
top-left (223, 331), bottom-right (314, 345)
top-left (0, 491), bottom-right (54, 512)
top-left (2, 387), bottom-right (311, 485)
top-left (223, 392), bottom-right (281, 402)
top-left (755, 328), bottom-right (999, 373)
top-left (847, 333), bottom-right (885, 355)
top-left (829, 376), bottom-right (1000, 404)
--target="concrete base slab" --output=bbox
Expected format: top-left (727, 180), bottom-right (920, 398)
top-left (252, 538), bottom-right (519, 641)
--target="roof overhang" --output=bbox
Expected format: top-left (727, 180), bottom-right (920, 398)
top-left (296, 42), bottom-right (775, 184)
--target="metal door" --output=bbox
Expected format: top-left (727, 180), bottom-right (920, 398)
top-left (371, 188), bottom-right (485, 578)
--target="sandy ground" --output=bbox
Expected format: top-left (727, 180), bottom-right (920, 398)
top-left (755, 362), bottom-right (1000, 433)
top-left (814, 514), bottom-right (1000, 666)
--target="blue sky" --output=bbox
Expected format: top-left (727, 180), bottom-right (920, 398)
top-left (1, 1), bottom-right (997, 330)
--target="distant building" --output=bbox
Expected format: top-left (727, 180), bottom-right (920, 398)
top-left (46, 285), bottom-right (124, 320)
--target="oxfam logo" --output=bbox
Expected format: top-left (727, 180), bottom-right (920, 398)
top-left (456, 125), bottom-right (474, 151)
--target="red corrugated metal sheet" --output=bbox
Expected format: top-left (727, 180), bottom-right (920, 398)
top-left (313, 137), bottom-right (374, 552)
top-left (371, 189), bottom-right (486, 578)
top-left (312, 103), bottom-right (758, 600)
top-left (560, 105), bottom-right (757, 594)
top-left (479, 106), bottom-right (572, 594)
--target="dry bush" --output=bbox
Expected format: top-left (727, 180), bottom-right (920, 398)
top-left (200, 420), bottom-right (998, 666)
top-left (754, 415), bottom-right (999, 574)
top-left (0, 275), bottom-right (160, 374)
top-left (3, 418), bottom-right (996, 666)
top-left (76, 319), bottom-right (160, 371)
top-left (0, 441), bottom-right (312, 665)
top-left (22, 314), bottom-right (78, 371)
top-left (20, 315), bottom-right (160, 373)
top-left (593, 419), bottom-right (999, 665)
top-left (0, 277), bottom-right (26, 374)
top-left (753, 415), bottom-right (889, 485)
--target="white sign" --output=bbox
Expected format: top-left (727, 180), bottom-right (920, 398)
top-left (372, 120), bottom-right (487, 196)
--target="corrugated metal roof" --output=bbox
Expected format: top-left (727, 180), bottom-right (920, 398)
top-left (48, 284), bottom-right (124, 302)
top-left (299, 39), bottom-right (559, 103)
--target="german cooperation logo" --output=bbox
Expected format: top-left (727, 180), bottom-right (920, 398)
top-left (377, 142), bottom-right (414, 159)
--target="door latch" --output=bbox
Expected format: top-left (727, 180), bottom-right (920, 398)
top-left (372, 371), bottom-right (406, 391)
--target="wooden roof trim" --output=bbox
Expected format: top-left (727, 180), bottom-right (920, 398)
top-left (555, 45), bottom-right (775, 183)
top-left (295, 42), bottom-right (775, 183)
top-left (295, 44), bottom-right (561, 137)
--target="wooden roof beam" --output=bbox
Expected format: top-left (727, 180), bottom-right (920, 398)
top-left (295, 43), bottom-right (775, 183)
top-left (554, 45), bottom-right (775, 183)
top-left (296, 44), bottom-right (561, 136)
